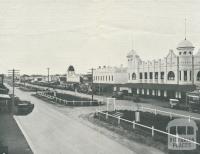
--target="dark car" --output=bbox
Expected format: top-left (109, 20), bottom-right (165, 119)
top-left (15, 100), bottom-right (34, 115)
top-left (112, 91), bottom-right (124, 99)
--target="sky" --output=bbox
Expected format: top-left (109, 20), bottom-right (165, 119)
top-left (0, 0), bottom-right (200, 75)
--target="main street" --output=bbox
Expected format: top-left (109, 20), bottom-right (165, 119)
top-left (7, 84), bottom-right (164, 154)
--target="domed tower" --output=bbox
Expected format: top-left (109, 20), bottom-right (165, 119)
top-left (177, 39), bottom-right (195, 56)
top-left (67, 65), bottom-right (75, 76)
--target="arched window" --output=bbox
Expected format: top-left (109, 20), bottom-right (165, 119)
top-left (132, 73), bottom-right (136, 80)
top-left (168, 71), bottom-right (175, 80)
top-left (197, 71), bottom-right (200, 81)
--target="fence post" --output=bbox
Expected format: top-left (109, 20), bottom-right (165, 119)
top-left (170, 112), bottom-right (172, 119)
top-left (154, 109), bottom-right (157, 115)
top-left (141, 105), bottom-right (143, 111)
top-left (106, 112), bottom-right (108, 120)
top-left (118, 116), bottom-right (120, 125)
top-left (152, 126), bottom-right (154, 137)
top-left (133, 121), bottom-right (135, 129)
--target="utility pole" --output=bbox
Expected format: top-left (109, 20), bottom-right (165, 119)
top-left (47, 67), bottom-right (50, 84)
top-left (89, 68), bottom-right (95, 101)
top-left (8, 69), bottom-right (20, 106)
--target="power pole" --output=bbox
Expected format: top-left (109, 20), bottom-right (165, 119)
top-left (89, 68), bottom-right (95, 101)
top-left (8, 69), bottom-right (20, 106)
top-left (47, 67), bottom-right (50, 84)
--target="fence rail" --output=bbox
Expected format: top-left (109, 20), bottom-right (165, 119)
top-left (96, 110), bottom-right (200, 146)
top-left (36, 92), bottom-right (100, 105)
top-left (114, 105), bottom-right (200, 122)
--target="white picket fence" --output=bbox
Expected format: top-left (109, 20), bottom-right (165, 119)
top-left (96, 110), bottom-right (200, 147)
top-left (36, 92), bottom-right (101, 106)
top-left (114, 105), bottom-right (200, 122)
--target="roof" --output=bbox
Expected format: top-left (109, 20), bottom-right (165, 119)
top-left (177, 39), bottom-right (194, 49)
top-left (68, 65), bottom-right (75, 72)
top-left (127, 49), bottom-right (137, 57)
top-left (167, 118), bottom-right (198, 130)
top-left (0, 94), bottom-right (10, 99)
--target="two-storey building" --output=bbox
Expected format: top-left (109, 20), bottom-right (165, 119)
top-left (126, 38), bottom-right (200, 100)
top-left (93, 65), bottom-right (128, 94)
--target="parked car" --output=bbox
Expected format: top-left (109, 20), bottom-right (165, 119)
top-left (169, 99), bottom-right (180, 108)
top-left (112, 91), bottom-right (124, 99)
top-left (15, 100), bottom-right (34, 115)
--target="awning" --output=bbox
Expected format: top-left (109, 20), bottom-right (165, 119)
top-left (0, 94), bottom-right (11, 99)
top-left (124, 83), bottom-right (196, 92)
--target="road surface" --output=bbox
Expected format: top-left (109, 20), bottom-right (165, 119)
top-left (7, 85), bottom-right (165, 154)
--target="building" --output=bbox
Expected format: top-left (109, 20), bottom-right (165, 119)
top-left (66, 65), bottom-right (81, 83)
top-left (126, 38), bottom-right (200, 101)
top-left (93, 65), bottom-right (128, 94)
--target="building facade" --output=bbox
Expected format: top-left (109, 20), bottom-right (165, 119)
top-left (126, 38), bottom-right (200, 100)
top-left (93, 65), bottom-right (128, 93)
top-left (66, 65), bottom-right (81, 83)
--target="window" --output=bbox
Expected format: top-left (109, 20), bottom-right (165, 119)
top-left (177, 126), bottom-right (186, 135)
top-left (111, 76), bottom-right (113, 81)
top-left (139, 73), bottom-right (143, 79)
top-left (190, 71), bottom-right (192, 81)
top-left (132, 73), bottom-right (136, 80)
top-left (144, 72), bottom-right (147, 79)
top-left (179, 52), bottom-right (181, 55)
top-left (184, 71), bottom-right (187, 81)
top-left (187, 126), bottom-right (194, 135)
top-left (106, 76), bottom-right (107, 81)
top-left (161, 72), bottom-right (164, 79)
top-left (189, 51), bottom-right (192, 55)
top-left (168, 71), bottom-right (175, 80)
top-left (109, 76), bottom-right (110, 81)
top-left (197, 71), bottom-right (200, 81)
top-left (128, 73), bottom-right (130, 80)
top-left (179, 71), bottom-right (181, 80)
top-left (155, 72), bottom-right (158, 79)
top-left (170, 126), bottom-right (176, 135)
top-left (184, 51), bottom-right (187, 55)
top-left (149, 72), bottom-right (153, 79)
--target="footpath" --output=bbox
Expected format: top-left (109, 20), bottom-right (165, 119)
top-left (0, 113), bottom-right (33, 154)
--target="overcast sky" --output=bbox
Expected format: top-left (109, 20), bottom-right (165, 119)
top-left (0, 0), bottom-right (200, 75)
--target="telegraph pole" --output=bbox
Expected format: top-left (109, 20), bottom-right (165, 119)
top-left (47, 67), bottom-right (50, 84)
top-left (8, 69), bottom-right (20, 106)
top-left (89, 68), bottom-right (95, 101)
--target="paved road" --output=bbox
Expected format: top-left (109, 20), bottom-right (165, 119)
top-left (7, 85), bottom-right (164, 154)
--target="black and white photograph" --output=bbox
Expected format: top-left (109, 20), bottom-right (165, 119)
top-left (0, 0), bottom-right (200, 154)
